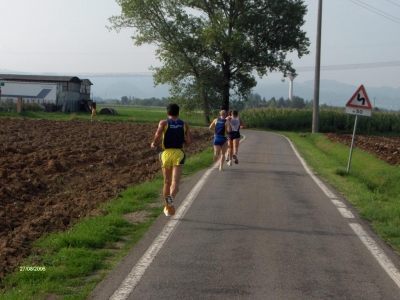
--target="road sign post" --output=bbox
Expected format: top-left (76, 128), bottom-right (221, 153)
top-left (347, 115), bottom-right (359, 172)
top-left (345, 85), bottom-right (372, 172)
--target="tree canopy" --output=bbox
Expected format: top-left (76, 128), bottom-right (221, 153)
top-left (109, 0), bottom-right (310, 118)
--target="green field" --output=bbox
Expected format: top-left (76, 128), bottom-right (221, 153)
top-left (0, 105), bottom-right (210, 127)
top-left (1, 107), bottom-right (400, 299)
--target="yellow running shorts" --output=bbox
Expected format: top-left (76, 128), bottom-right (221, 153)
top-left (159, 149), bottom-right (186, 169)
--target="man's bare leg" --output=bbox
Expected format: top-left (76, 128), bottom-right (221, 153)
top-left (214, 145), bottom-right (221, 163)
top-left (170, 165), bottom-right (183, 198)
top-left (162, 167), bottom-right (172, 205)
top-left (233, 139), bottom-right (240, 164)
top-left (220, 142), bottom-right (228, 170)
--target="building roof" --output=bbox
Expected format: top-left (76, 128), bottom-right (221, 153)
top-left (0, 74), bottom-right (82, 84)
top-left (81, 79), bottom-right (93, 86)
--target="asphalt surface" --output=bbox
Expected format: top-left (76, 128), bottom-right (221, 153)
top-left (89, 130), bottom-right (400, 300)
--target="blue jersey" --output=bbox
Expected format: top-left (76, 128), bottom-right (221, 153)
top-left (213, 118), bottom-right (228, 137)
top-left (162, 118), bottom-right (186, 149)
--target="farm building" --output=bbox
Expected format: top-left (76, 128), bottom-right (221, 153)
top-left (0, 74), bottom-right (93, 112)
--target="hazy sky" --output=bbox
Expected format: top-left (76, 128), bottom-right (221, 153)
top-left (1, 0), bottom-right (400, 88)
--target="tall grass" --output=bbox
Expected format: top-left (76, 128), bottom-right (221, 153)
top-left (241, 108), bottom-right (400, 135)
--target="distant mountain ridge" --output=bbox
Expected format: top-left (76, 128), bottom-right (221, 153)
top-left (1, 70), bottom-right (399, 109)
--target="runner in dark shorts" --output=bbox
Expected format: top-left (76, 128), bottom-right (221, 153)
top-left (227, 110), bottom-right (246, 166)
top-left (209, 110), bottom-right (230, 171)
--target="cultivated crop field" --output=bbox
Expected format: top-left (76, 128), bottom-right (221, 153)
top-left (325, 133), bottom-right (400, 166)
top-left (0, 118), bottom-right (214, 279)
top-left (1, 109), bottom-right (400, 283)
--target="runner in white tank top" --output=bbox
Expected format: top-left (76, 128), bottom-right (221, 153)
top-left (227, 110), bottom-right (246, 166)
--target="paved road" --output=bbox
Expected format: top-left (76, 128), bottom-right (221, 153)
top-left (90, 130), bottom-right (400, 300)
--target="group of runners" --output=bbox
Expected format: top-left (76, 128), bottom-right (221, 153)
top-left (151, 104), bottom-right (246, 217)
top-left (209, 109), bottom-right (246, 171)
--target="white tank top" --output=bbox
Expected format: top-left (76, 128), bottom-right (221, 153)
top-left (230, 116), bottom-right (240, 132)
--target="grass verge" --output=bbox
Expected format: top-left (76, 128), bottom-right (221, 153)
top-left (0, 148), bottom-right (214, 300)
top-left (283, 132), bottom-right (400, 254)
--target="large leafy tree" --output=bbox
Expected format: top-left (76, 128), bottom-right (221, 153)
top-left (109, 0), bottom-right (310, 112)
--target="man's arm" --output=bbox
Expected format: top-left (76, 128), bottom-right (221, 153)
top-left (184, 122), bottom-right (193, 146)
top-left (240, 119), bottom-right (247, 129)
top-left (226, 119), bottom-right (231, 132)
top-left (151, 120), bottom-right (167, 149)
top-left (209, 119), bottom-right (216, 131)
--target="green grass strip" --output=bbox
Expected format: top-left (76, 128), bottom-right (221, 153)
top-left (283, 132), bottom-right (400, 253)
top-left (0, 148), bottom-right (214, 300)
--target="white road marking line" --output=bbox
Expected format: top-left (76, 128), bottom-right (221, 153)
top-left (337, 207), bottom-right (355, 218)
top-left (331, 199), bottom-right (347, 208)
top-left (110, 167), bottom-right (214, 300)
top-left (283, 134), bottom-right (400, 290)
top-left (350, 223), bottom-right (400, 289)
top-left (110, 133), bottom-right (248, 299)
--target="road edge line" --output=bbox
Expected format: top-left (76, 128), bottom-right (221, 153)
top-left (282, 134), bottom-right (400, 290)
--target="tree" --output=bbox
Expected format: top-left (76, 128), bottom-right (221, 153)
top-left (268, 97), bottom-right (277, 108)
top-left (121, 96), bottom-right (129, 105)
top-left (290, 96), bottom-right (305, 109)
top-left (109, 0), bottom-right (310, 111)
top-left (305, 99), bottom-right (313, 109)
top-left (245, 93), bottom-right (264, 108)
top-left (276, 97), bottom-right (286, 108)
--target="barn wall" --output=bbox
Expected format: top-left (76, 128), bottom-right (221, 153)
top-left (59, 91), bottom-right (80, 112)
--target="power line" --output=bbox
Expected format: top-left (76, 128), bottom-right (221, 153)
top-left (355, 0), bottom-right (400, 21)
top-left (293, 61), bottom-right (400, 72)
top-left (349, 0), bottom-right (400, 24)
top-left (77, 61), bottom-right (400, 77)
top-left (386, 0), bottom-right (400, 9)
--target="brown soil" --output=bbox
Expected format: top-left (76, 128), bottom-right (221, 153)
top-left (325, 133), bottom-right (400, 166)
top-left (0, 118), bottom-right (213, 279)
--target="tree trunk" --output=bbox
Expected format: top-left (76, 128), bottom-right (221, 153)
top-left (221, 59), bottom-right (231, 111)
top-left (202, 90), bottom-right (211, 125)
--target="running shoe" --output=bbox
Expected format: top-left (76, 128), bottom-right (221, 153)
top-left (233, 154), bottom-right (239, 164)
top-left (225, 154), bottom-right (229, 162)
top-left (219, 165), bottom-right (223, 171)
top-left (164, 196), bottom-right (175, 216)
top-left (227, 160), bottom-right (232, 166)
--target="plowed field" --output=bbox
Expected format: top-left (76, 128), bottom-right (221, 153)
top-left (1, 120), bottom-right (399, 280)
top-left (325, 133), bottom-right (400, 166)
top-left (0, 118), bottom-right (213, 279)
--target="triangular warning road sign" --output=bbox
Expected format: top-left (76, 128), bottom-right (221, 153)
top-left (345, 85), bottom-right (373, 109)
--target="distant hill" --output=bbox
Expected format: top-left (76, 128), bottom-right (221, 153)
top-left (1, 70), bottom-right (399, 109)
top-left (89, 76), bottom-right (170, 100)
top-left (91, 75), bottom-right (400, 110)
top-left (252, 79), bottom-right (400, 110)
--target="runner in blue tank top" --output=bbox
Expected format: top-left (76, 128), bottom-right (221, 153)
top-left (151, 104), bottom-right (193, 216)
top-left (209, 110), bottom-right (231, 171)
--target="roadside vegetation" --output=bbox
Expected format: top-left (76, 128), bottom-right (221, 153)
top-left (284, 132), bottom-right (400, 254)
top-left (0, 130), bottom-right (213, 299)
top-left (1, 106), bottom-right (400, 299)
top-left (241, 107), bottom-right (400, 135)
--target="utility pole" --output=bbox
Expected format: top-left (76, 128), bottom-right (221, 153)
top-left (312, 0), bottom-right (323, 133)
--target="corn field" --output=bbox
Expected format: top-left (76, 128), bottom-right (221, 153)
top-left (241, 108), bottom-right (400, 134)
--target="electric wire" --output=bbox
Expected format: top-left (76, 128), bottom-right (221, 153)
top-left (386, 0), bottom-right (400, 9)
top-left (294, 61), bottom-right (400, 72)
top-left (349, 0), bottom-right (400, 24)
top-left (355, 0), bottom-right (400, 21)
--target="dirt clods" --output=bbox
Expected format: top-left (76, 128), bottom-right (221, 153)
top-left (0, 118), bottom-right (213, 279)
